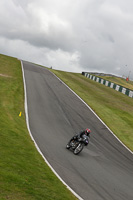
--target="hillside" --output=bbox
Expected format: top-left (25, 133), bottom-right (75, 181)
top-left (98, 75), bottom-right (133, 90)
top-left (50, 69), bottom-right (133, 152)
top-left (0, 54), bottom-right (77, 200)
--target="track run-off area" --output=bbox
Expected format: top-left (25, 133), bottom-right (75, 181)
top-left (22, 61), bottom-right (133, 200)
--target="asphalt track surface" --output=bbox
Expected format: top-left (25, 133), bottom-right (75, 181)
top-left (22, 61), bottom-right (133, 200)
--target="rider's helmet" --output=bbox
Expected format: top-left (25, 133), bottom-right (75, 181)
top-left (85, 128), bottom-right (91, 136)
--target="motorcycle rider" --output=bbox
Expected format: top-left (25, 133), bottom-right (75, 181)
top-left (66, 128), bottom-right (91, 148)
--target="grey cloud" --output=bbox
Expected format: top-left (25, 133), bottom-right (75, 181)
top-left (0, 0), bottom-right (133, 79)
top-left (0, 0), bottom-right (76, 51)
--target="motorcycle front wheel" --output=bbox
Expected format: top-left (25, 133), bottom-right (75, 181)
top-left (66, 144), bottom-right (70, 149)
top-left (73, 143), bottom-right (83, 155)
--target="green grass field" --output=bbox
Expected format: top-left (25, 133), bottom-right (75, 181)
top-left (1, 53), bottom-right (133, 199)
top-left (50, 69), bottom-right (133, 152)
top-left (0, 54), bottom-right (77, 200)
top-left (98, 75), bottom-right (133, 90)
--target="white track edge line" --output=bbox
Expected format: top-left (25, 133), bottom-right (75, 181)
top-left (20, 61), bottom-right (84, 200)
top-left (50, 70), bottom-right (133, 155)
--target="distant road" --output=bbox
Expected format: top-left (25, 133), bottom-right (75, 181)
top-left (22, 61), bottom-right (133, 200)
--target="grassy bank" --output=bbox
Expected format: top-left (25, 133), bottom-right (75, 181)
top-left (50, 69), bottom-right (133, 152)
top-left (98, 75), bottom-right (133, 90)
top-left (0, 54), bottom-right (77, 200)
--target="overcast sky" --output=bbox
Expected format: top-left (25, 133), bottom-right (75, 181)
top-left (0, 0), bottom-right (133, 79)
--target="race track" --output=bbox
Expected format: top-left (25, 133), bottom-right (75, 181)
top-left (22, 61), bottom-right (133, 200)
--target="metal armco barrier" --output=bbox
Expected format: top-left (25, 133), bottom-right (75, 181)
top-left (82, 72), bottom-right (133, 98)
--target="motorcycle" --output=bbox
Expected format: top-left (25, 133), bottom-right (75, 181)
top-left (66, 135), bottom-right (89, 155)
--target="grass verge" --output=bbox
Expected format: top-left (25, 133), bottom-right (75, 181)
top-left (0, 54), bottom-right (77, 200)
top-left (50, 69), bottom-right (133, 152)
top-left (98, 76), bottom-right (133, 90)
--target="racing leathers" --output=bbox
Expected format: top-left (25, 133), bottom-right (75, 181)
top-left (68, 129), bottom-right (90, 145)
